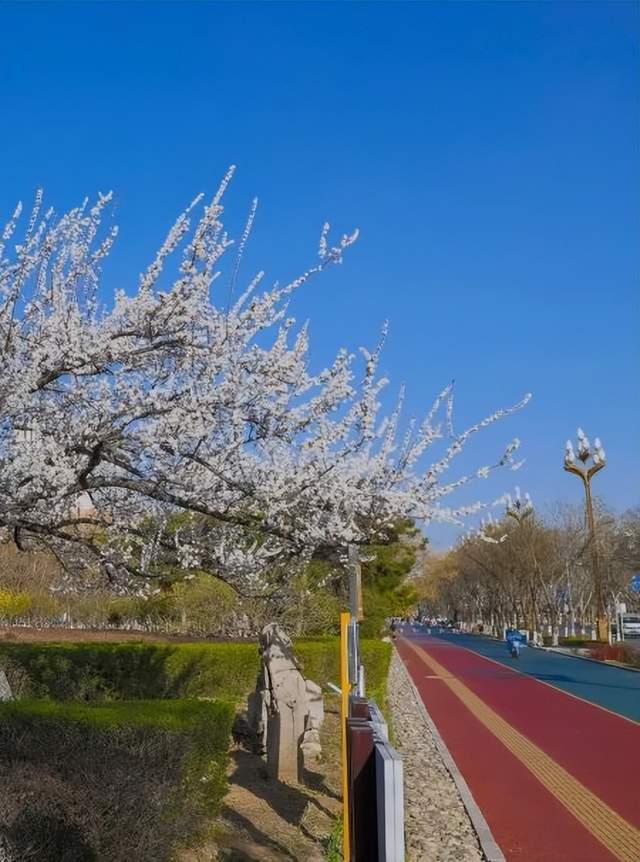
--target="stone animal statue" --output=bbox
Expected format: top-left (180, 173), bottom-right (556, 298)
top-left (247, 623), bottom-right (324, 783)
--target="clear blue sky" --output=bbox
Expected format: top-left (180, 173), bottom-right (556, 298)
top-left (1, 1), bottom-right (638, 546)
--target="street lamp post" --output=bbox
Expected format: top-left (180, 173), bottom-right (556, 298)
top-left (504, 488), bottom-right (538, 643)
top-left (564, 429), bottom-right (607, 642)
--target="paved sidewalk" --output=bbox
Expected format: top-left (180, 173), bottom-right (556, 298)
top-left (396, 633), bottom-right (640, 862)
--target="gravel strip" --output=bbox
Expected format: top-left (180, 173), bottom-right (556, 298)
top-left (387, 647), bottom-right (485, 862)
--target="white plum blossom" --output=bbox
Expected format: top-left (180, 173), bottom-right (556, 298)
top-left (0, 173), bottom-right (530, 593)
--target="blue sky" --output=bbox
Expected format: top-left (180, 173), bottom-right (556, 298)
top-left (1, 1), bottom-right (638, 546)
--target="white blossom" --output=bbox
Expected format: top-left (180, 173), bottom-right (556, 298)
top-left (0, 174), bottom-right (529, 593)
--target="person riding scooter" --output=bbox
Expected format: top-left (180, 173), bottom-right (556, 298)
top-left (505, 628), bottom-right (526, 658)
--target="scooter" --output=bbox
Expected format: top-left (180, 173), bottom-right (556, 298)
top-left (509, 642), bottom-right (522, 659)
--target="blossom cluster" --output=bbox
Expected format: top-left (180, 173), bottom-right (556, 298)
top-left (0, 172), bottom-right (529, 592)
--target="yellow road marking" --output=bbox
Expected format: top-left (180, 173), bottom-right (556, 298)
top-left (403, 639), bottom-right (640, 862)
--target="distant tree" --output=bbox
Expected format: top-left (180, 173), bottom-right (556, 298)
top-left (421, 500), bottom-right (640, 641)
top-left (358, 521), bottom-right (423, 637)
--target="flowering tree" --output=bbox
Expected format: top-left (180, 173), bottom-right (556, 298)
top-left (0, 169), bottom-right (529, 594)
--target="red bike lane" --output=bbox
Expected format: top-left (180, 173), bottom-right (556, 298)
top-left (396, 635), bottom-right (640, 862)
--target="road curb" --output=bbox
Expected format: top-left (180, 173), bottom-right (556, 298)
top-left (540, 645), bottom-right (640, 673)
top-left (394, 645), bottom-right (506, 862)
top-left (457, 630), bottom-right (640, 675)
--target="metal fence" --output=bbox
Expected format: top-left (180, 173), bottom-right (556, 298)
top-left (346, 694), bottom-right (404, 862)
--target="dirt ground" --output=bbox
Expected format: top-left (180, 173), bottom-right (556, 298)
top-left (210, 693), bottom-right (343, 862)
top-left (1, 625), bottom-right (344, 862)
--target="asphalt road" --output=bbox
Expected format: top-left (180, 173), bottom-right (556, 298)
top-left (397, 631), bottom-right (640, 861)
top-left (411, 628), bottom-right (640, 721)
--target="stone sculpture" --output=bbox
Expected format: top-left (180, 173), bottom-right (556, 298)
top-left (247, 623), bottom-right (324, 784)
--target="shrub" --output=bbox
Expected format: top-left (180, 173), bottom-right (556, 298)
top-left (277, 562), bottom-right (343, 637)
top-left (0, 637), bottom-right (392, 859)
top-left (588, 644), bottom-right (640, 667)
top-left (560, 636), bottom-right (600, 648)
top-left (543, 636), bottom-right (600, 648)
top-left (170, 573), bottom-right (237, 635)
top-left (0, 641), bottom-right (259, 703)
top-left (295, 637), bottom-right (392, 708)
top-left (0, 698), bottom-right (234, 862)
top-left (105, 595), bottom-right (140, 627)
top-left (0, 588), bottom-right (32, 620)
top-left (0, 637), bottom-right (392, 705)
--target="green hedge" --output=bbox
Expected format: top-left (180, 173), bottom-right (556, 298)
top-left (542, 636), bottom-right (601, 648)
top-left (0, 637), bottom-right (392, 705)
top-left (0, 698), bottom-right (234, 862)
top-left (295, 636), bottom-right (391, 707)
top-left (0, 641), bottom-right (259, 702)
top-left (0, 638), bottom-right (392, 859)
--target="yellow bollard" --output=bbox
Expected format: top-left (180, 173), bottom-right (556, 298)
top-left (340, 611), bottom-right (351, 861)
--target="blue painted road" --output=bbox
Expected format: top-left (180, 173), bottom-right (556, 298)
top-left (411, 628), bottom-right (640, 722)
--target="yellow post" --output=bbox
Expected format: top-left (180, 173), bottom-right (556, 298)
top-left (340, 611), bottom-right (352, 861)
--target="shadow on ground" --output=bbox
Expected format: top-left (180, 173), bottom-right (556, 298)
top-left (214, 700), bottom-right (343, 862)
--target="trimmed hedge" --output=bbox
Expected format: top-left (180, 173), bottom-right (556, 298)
top-left (0, 636), bottom-right (392, 705)
top-left (0, 638), bottom-right (392, 860)
top-left (0, 641), bottom-right (259, 702)
top-left (0, 698), bottom-right (234, 862)
top-left (588, 644), bottom-right (640, 668)
top-left (542, 636), bottom-right (600, 648)
top-left (295, 636), bottom-right (391, 708)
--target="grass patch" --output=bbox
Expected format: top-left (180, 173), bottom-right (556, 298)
top-left (324, 817), bottom-right (343, 861)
